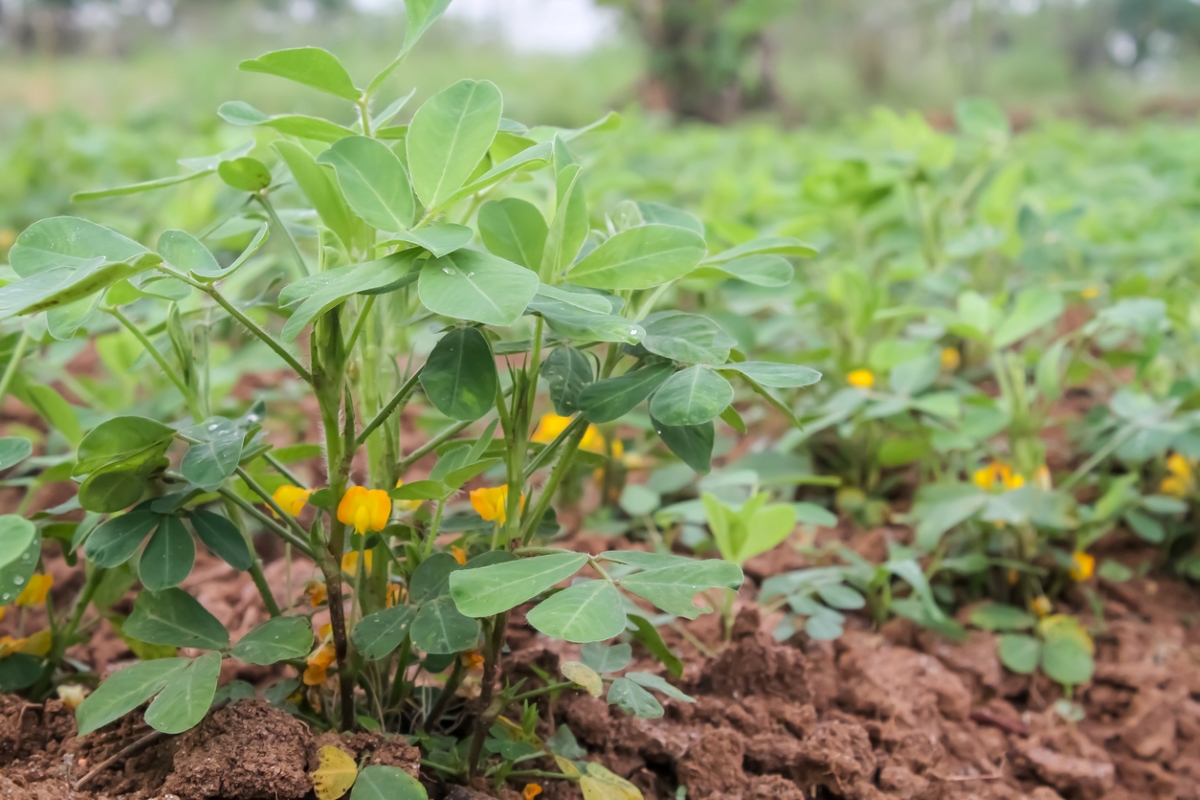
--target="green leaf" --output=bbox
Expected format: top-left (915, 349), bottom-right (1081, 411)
top-left (72, 171), bottom-right (212, 203)
top-left (410, 552), bottom-right (461, 603)
top-left (17, 383), bottom-right (82, 446)
top-left (78, 450), bottom-right (169, 513)
top-left (217, 100), bottom-right (269, 125)
top-left (156, 231), bottom-right (220, 281)
top-left (0, 254), bottom-right (161, 320)
top-left (479, 198), bottom-right (547, 270)
top-left (0, 655), bottom-right (42, 692)
top-left (274, 141), bottom-right (358, 252)
top-left (702, 492), bottom-right (796, 565)
top-left (689, 254), bottom-right (793, 287)
top-left (816, 583), bottom-right (865, 610)
top-left (317, 136), bottom-right (415, 232)
top-left (232, 616), bottom-right (315, 665)
top-left (450, 552), bottom-right (587, 617)
top-left (407, 79), bottom-right (503, 210)
top-left (8, 216), bottom-right (147, 277)
top-left (75, 658), bottom-right (188, 736)
top-left (635, 201), bottom-right (704, 237)
top-left (722, 361), bottom-right (821, 389)
top-left (144, 651), bottom-right (221, 734)
top-left (1124, 509), bottom-right (1164, 544)
top-left (436, 141), bottom-right (552, 211)
top-left (124, 588), bottom-right (229, 650)
top-left (386, 224), bottom-right (473, 258)
top-left (541, 347), bottom-right (593, 415)
top-left (626, 672), bottom-right (695, 703)
top-left (998, 634), bottom-right (1040, 674)
top-left (649, 366), bottom-right (733, 427)
top-left (138, 517), bottom-right (196, 591)
top-left (390, 480), bottom-right (450, 501)
top-left (607, 677), bottom-right (663, 718)
top-left (399, 0), bottom-right (453, 57)
top-left (258, 115), bottom-right (357, 143)
top-left (85, 510), bottom-right (158, 568)
top-left (626, 613), bottom-right (682, 678)
top-left (580, 642), bottom-right (632, 674)
top-left (418, 249), bottom-right (538, 327)
top-left (640, 312), bottom-right (734, 365)
top-left (579, 363), bottom-right (673, 424)
top-left (0, 531), bottom-right (40, 606)
top-left (191, 510), bottom-right (253, 571)
top-left (914, 489), bottom-right (988, 551)
top-left (1041, 635), bottom-right (1094, 686)
top-left (619, 560), bottom-right (742, 619)
top-left (281, 253), bottom-right (416, 342)
top-left (419, 327), bottom-right (498, 422)
top-left (0, 515), bottom-right (36, 571)
top-left (351, 765), bottom-right (429, 800)
top-left (970, 603), bottom-right (1035, 631)
top-left (526, 291), bottom-right (645, 345)
top-left (526, 580), bottom-right (626, 643)
top-left (994, 289), bottom-right (1064, 349)
top-left (181, 418), bottom-right (244, 490)
top-left (568, 225), bottom-right (706, 291)
top-left (352, 605), bottom-right (418, 661)
top-left (955, 97), bottom-right (1010, 143)
top-left (537, 162), bottom-right (583, 281)
top-left (702, 236), bottom-right (817, 264)
top-left (652, 417), bottom-right (713, 475)
top-left (410, 596), bottom-right (480, 654)
top-left (239, 47), bottom-right (360, 101)
top-left (218, 158), bottom-right (273, 192)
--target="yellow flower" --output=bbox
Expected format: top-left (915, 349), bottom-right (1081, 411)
top-left (386, 584), bottom-right (403, 608)
top-left (0, 606), bottom-right (5, 622)
top-left (470, 486), bottom-right (523, 526)
top-left (318, 622), bottom-right (333, 640)
top-left (579, 424), bottom-right (605, 453)
top-left (19, 630), bottom-right (51, 657)
top-left (271, 485), bottom-right (313, 517)
top-left (0, 229), bottom-right (14, 250)
top-left (1161, 453), bottom-right (1194, 497)
top-left (1034, 465), bottom-right (1052, 490)
top-left (1081, 286), bottom-right (1100, 299)
top-left (15, 574), bottom-right (52, 607)
top-left (341, 550), bottom-right (374, 576)
top-left (0, 636), bottom-right (26, 658)
top-left (451, 545), bottom-right (467, 566)
top-left (306, 580), bottom-right (328, 607)
top-left (1070, 551), bottom-right (1095, 581)
top-left (940, 347), bottom-right (961, 371)
top-left (462, 651), bottom-right (486, 670)
top-left (1029, 596), bottom-right (1052, 618)
top-left (393, 479), bottom-right (423, 513)
top-left (847, 369), bottom-right (875, 389)
top-left (337, 487), bottom-right (392, 534)
top-left (56, 684), bottom-right (87, 710)
top-left (304, 642), bottom-right (337, 686)
top-left (532, 413), bottom-right (573, 444)
top-left (524, 785), bottom-right (543, 800)
top-left (973, 461), bottom-right (1023, 491)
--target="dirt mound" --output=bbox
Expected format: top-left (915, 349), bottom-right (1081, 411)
top-left (2, 576), bottom-right (1199, 799)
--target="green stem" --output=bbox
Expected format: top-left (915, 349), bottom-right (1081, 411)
top-left (234, 466), bottom-right (313, 546)
top-left (423, 657), bottom-right (465, 730)
top-left (257, 193), bottom-right (310, 277)
top-left (264, 452), bottom-right (307, 488)
top-left (204, 285), bottom-right (313, 383)
top-left (213, 483), bottom-right (313, 558)
top-left (424, 500), bottom-right (445, 559)
top-left (523, 416), bottom-right (587, 479)
top-left (0, 330), bottom-right (30, 407)
top-left (397, 420), bottom-right (473, 472)
top-left (106, 307), bottom-right (201, 419)
top-left (344, 294), bottom-right (376, 355)
top-left (358, 369), bottom-right (421, 447)
top-left (510, 680), bottom-right (575, 705)
top-left (1061, 425), bottom-right (1137, 491)
top-left (520, 424), bottom-right (587, 546)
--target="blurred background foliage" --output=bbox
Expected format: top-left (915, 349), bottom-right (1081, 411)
top-left (3, 0), bottom-right (1200, 233)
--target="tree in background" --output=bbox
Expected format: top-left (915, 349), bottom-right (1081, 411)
top-left (599, 0), bottom-right (790, 122)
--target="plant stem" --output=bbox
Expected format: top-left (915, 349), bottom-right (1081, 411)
top-left (357, 369), bottom-right (421, 447)
top-left (344, 294), bottom-right (376, 355)
top-left (423, 657), bottom-right (465, 730)
top-left (467, 610), bottom-right (508, 777)
top-left (424, 499), bottom-right (445, 559)
top-left (510, 680), bottom-right (575, 705)
top-left (234, 466), bottom-right (313, 545)
top-left (204, 286), bottom-right (313, 383)
top-left (520, 424), bottom-right (587, 545)
top-left (106, 307), bottom-right (202, 419)
top-left (257, 193), bottom-right (310, 277)
top-left (264, 452), bottom-right (307, 488)
top-left (0, 330), bottom-right (30, 407)
top-left (1061, 425), bottom-right (1137, 491)
top-left (222, 495), bottom-right (283, 617)
top-left (214, 483), bottom-right (313, 558)
top-left (523, 416), bottom-right (587, 479)
top-left (397, 419), bottom-right (473, 471)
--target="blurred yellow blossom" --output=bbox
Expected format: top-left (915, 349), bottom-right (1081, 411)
top-left (973, 461), bottom-right (1024, 491)
top-left (341, 550), bottom-right (373, 576)
top-left (940, 347), bottom-right (961, 371)
top-left (847, 369), bottom-right (875, 389)
top-left (15, 574), bottom-right (53, 607)
top-left (304, 642), bottom-right (337, 686)
top-left (1029, 596), bottom-right (1052, 618)
top-left (1081, 286), bottom-right (1100, 299)
top-left (1160, 453), bottom-right (1194, 498)
top-left (470, 486), bottom-right (523, 526)
top-left (1070, 551), bottom-right (1095, 581)
top-left (451, 545), bottom-right (467, 565)
top-left (305, 580), bottom-right (327, 607)
top-left (524, 785), bottom-right (543, 800)
top-left (272, 485), bottom-right (312, 517)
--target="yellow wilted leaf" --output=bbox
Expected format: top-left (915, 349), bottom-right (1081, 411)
top-left (580, 763), bottom-right (643, 800)
top-left (310, 745), bottom-right (358, 800)
top-left (554, 755), bottom-right (582, 778)
top-left (561, 661), bottom-right (603, 697)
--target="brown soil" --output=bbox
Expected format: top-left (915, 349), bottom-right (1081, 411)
top-left (3, 556), bottom-right (1199, 800)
